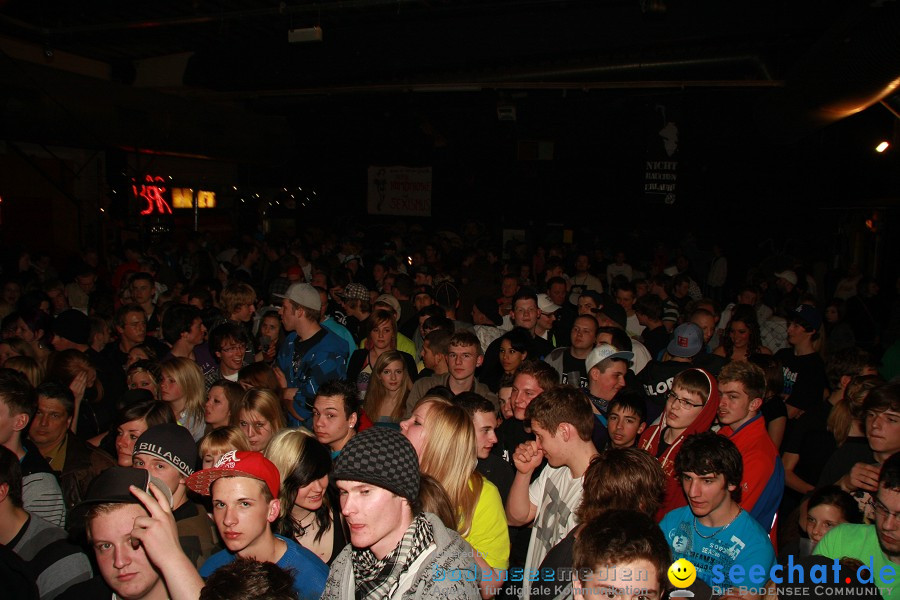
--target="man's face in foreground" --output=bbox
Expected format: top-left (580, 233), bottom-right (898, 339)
top-left (337, 480), bottom-right (410, 560)
top-left (90, 503), bottom-right (165, 600)
top-left (573, 559), bottom-right (661, 600)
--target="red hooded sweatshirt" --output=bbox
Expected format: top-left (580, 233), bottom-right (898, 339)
top-left (638, 367), bottom-right (719, 521)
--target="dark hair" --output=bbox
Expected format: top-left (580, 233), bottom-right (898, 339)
top-left (511, 288), bottom-right (539, 307)
top-left (17, 308), bottom-right (53, 345)
top-left (546, 276), bottom-right (567, 291)
top-left (130, 343), bottom-right (160, 363)
top-left (719, 304), bottom-right (764, 358)
top-left (448, 331), bottom-right (481, 354)
top-left (422, 385), bottom-right (455, 403)
top-left (633, 294), bottom-right (663, 321)
top-left (114, 304), bottom-right (146, 329)
top-left (129, 272), bottom-right (155, 286)
top-left (0, 368), bottom-right (37, 423)
top-left (208, 322), bottom-right (250, 354)
top-left (161, 304), bottom-right (202, 345)
top-left (881, 451), bottom-right (900, 491)
top-left (417, 304), bottom-right (444, 323)
top-left (674, 432), bottom-right (743, 501)
top-left (825, 347), bottom-right (874, 391)
top-left (186, 287), bottom-right (214, 311)
top-left (421, 315), bottom-right (454, 334)
top-left (807, 485), bottom-right (862, 523)
top-left (608, 390), bottom-right (647, 424)
top-left (423, 329), bottom-right (452, 355)
top-left (453, 392), bottom-right (495, 417)
top-left (863, 382), bottom-right (900, 415)
top-left (573, 509), bottom-right (670, 592)
top-left (35, 381), bottom-right (75, 417)
top-left (0, 444), bottom-right (24, 508)
top-left (238, 363), bottom-right (283, 394)
top-left (748, 354), bottom-right (783, 399)
top-left (417, 473), bottom-right (456, 530)
top-left (392, 273), bottom-right (414, 297)
top-left (115, 397), bottom-right (174, 429)
top-left (597, 326), bottom-right (632, 352)
top-left (578, 450), bottom-right (665, 522)
top-left (500, 327), bottom-right (530, 355)
top-left (199, 557), bottom-right (298, 600)
top-left (271, 432), bottom-right (333, 543)
top-left (315, 379), bottom-right (361, 424)
top-left (615, 281), bottom-right (637, 296)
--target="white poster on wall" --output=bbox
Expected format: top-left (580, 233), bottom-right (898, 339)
top-left (367, 166), bottom-right (432, 216)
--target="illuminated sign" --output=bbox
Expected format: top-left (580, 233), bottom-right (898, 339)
top-left (132, 175), bottom-right (172, 215)
top-left (172, 188), bottom-right (217, 209)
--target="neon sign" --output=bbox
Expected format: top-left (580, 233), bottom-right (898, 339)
top-left (172, 188), bottom-right (216, 209)
top-left (132, 175), bottom-right (172, 215)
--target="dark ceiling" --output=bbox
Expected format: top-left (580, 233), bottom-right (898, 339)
top-left (1, 0), bottom-right (899, 215)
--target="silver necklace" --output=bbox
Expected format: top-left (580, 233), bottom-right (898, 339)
top-left (295, 510), bottom-right (316, 537)
top-left (693, 507), bottom-right (741, 539)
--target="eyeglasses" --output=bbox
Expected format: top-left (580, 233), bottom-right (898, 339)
top-left (870, 497), bottom-right (900, 521)
top-left (221, 344), bottom-right (246, 354)
top-left (666, 391), bottom-right (704, 410)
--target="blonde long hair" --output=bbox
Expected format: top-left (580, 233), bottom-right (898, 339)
top-left (418, 398), bottom-right (483, 536)
top-left (241, 388), bottom-right (287, 432)
top-left (159, 356), bottom-right (205, 427)
top-left (364, 350), bottom-right (412, 422)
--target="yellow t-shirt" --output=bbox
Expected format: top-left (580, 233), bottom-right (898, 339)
top-left (463, 477), bottom-right (510, 570)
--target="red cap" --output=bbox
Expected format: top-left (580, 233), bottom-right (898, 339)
top-left (186, 451), bottom-right (280, 498)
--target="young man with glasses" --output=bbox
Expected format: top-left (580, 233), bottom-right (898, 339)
top-left (209, 322), bottom-right (250, 383)
top-left (817, 449), bottom-right (900, 597)
top-left (639, 368), bottom-right (720, 520)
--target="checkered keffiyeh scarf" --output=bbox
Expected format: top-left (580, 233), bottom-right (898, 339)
top-left (352, 513), bottom-right (435, 600)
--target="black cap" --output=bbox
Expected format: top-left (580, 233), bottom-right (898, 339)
top-left (68, 467), bottom-right (173, 531)
top-left (474, 296), bottom-right (502, 326)
top-left (54, 309), bottom-right (90, 345)
top-left (598, 303), bottom-right (627, 330)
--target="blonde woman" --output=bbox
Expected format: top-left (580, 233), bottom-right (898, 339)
top-left (159, 356), bottom-right (207, 441)
top-left (5, 355), bottom-right (44, 387)
top-left (198, 425), bottom-right (251, 469)
top-left (266, 429), bottom-right (347, 565)
top-left (401, 396), bottom-right (509, 597)
top-left (239, 387), bottom-right (286, 452)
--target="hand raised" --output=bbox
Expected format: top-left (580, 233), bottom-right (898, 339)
top-left (129, 483), bottom-right (183, 562)
top-left (512, 440), bottom-right (543, 475)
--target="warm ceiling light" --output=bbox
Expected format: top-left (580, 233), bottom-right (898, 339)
top-left (876, 141), bottom-right (890, 153)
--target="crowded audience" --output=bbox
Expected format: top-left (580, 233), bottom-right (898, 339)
top-left (0, 230), bottom-right (899, 600)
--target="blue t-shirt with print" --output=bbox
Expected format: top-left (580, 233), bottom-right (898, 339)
top-left (659, 505), bottom-right (775, 589)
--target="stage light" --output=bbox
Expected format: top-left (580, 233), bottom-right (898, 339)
top-left (876, 141), bottom-right (889, 152)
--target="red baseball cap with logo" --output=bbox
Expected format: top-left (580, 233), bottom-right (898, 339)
top-left (186, 450), bottom-right (280, 498)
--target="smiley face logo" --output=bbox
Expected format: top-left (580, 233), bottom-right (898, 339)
top-left (667, 558), bottom-right (697, 588)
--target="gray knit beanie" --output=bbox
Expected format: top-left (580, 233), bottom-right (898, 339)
top-left (332, 427), bottom-right (420, 502)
